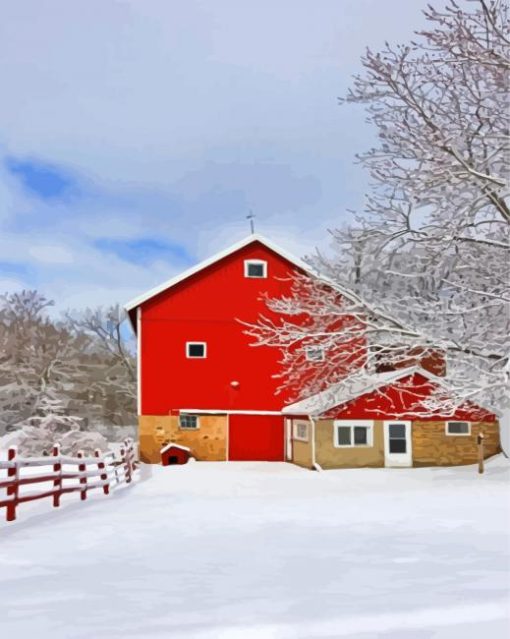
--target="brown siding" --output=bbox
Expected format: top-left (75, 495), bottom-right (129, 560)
top-left (139, 414), bottom-right (227, 463)
top-left (315, 420), bottom-right (385, 469)
top-left (412, 420), bottom-right (500, 466)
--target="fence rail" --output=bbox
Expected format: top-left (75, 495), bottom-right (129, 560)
top-left (0, 438), bottom-right (137, 522)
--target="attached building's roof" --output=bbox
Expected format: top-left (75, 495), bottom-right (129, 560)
top-left (124, 233), bottom-right (358, 312)
top-left (282, 366), bottom-right (445, 416)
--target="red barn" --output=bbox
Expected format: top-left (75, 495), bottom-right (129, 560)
top-left (125, 233), bottom-right (501, 469)
top-left (125, 234), bottom-right (328, 463)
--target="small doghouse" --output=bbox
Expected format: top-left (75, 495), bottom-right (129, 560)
top-left (161, 443), bottom-right (192, 466)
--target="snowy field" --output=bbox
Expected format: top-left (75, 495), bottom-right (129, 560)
top-left (1, 457), bottom-right (509, 639)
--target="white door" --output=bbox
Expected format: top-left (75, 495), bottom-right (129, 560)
top-left (384, 421), bottom-right (412, 467)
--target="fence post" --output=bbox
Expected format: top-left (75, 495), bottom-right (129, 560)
top-left (95, 449), bottom-right (109, 496)
top-left (124, 439), bottom-right (133, 484)
top-left (52, 443), bottom-right (62, 508)
top-left (477, 432), bottom-right (485, 474)
top-left (77, 451), bottom-right (87, 500)
top-left (6, 446), bottom-right (18, 522)
top-left (119, 444), bottom-right (125, 485)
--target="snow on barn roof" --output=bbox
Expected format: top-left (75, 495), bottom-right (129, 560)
top-left (124, 233), bottom-right (358, 313)
top-left (282, 366), bottom-right (446, 416)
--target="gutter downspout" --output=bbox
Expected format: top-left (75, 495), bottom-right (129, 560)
top-left (308, 414), bottom-right (322, 472)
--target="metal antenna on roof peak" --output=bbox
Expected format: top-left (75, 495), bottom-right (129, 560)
top-left (246, 210), bottom-right (255, 234)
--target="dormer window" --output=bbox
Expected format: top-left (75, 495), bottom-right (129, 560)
top-left (186, 342), bottom-right (207, 358)
top-left (244, 259), bottom-right (267, 278)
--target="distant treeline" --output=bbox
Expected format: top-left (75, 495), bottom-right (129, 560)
top-left (0, 290), bottom-right (136, 441)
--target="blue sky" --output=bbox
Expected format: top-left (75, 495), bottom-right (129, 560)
top-left (0, 0), bottom-right (430, 309)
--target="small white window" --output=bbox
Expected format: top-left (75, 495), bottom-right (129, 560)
top-left (293, 420), bottom-right (309, 442)
top-left (446, 421), bottom-right (471, 436)
top-left (334, 420), bottom-right (374, 448)
top-left (179, 414), bottom-right (199, 430)
top-left (305, 346), bottom-right (325, 362)
top-left (244, 259), bottom-right (267, 278)
top-left (186, 342), bottom-right (207, 358)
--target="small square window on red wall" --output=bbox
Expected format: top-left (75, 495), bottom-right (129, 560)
top-left (186, 342), bottom-right (207, 358)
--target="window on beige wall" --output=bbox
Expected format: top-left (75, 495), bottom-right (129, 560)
top-left (293, 420), bottom-right (309, 441)
top-left (446, 421), bottom-right (471, 436)
top-left (179, 414), bottom-right (200, 430)
top-left (334, 420), bottom-right (374, 447)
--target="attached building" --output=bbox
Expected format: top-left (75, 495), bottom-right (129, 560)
top-left (282, 367), bottom-right (500, 469)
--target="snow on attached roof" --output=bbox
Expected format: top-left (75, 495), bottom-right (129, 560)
top-left (124, 233), bottom-right (358, 312)
top-left (160, 442), bottom-right (191, 454)
top-left (282, 366), bottom-right (445, 416)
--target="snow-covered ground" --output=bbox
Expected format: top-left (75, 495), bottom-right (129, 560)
top-left (1, 457), bottom-right (509, 638)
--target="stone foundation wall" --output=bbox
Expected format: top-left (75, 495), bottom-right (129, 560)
top-left (139, 414), bottom-right (228, 463)
top-left (412, 420), bottom-right (500, 466)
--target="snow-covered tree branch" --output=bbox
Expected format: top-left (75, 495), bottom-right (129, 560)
top-left (247, 0), bottom-right (510, 415)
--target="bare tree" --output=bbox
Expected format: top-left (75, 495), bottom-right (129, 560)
top-left (0, 291), bottom-right (80, 428)
top-left (66, 304), bottom-right (136, 384)
top-left (247, 0), bottom-right (509, 415)
top-left (65, 304), bottom-right (137, 425)
top-left (0, 292), bottom-right (137, 442)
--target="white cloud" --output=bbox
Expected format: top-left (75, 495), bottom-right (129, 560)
top-left (0, 0), bottom-right (428, 182)
top-left (28, 244), bottom-right (74, 264)
top-left (0, 277), bottom-right (25, 294)
top-left (0, 0), bottom-right (431, 309)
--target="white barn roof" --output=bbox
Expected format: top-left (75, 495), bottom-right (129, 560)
top-left (124, 233), bottom-right (357, 312)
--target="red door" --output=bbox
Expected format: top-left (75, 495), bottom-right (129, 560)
top-left (229, 415), bottom-right (284, 461)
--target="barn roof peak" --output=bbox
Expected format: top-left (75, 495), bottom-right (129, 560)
top-left (124, 233), bottom-right (321, 312)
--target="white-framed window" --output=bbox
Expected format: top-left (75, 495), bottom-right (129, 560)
top-left (334, 420), bottom-right (374, 448)
top-left (244, 259), bottom-right (267, 278)
top-left (186, 342), bottom-right (207, 358)
top-left (446, 421), bottom-right (471, 436)
top-left (293, 420), bottom-right (309, 442)
top-left (305, 346), bottom-right (325, 362)
top-left (179, 414), bottom-right (200, 430)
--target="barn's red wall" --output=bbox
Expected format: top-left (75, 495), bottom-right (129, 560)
top-left (140, 242), bottom-right (306, 414)
top-left (319, 373), bottom-right (496, 422)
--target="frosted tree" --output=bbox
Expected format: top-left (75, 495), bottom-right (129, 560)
top-left (247, 0), bottom-right (509, 416)
top-left (0, 291), bottom-right (137, 441)
top-left (1, 393), bottom-right (108, 456)
top-left (66, 304), bottom-right (136, 428)
top-left (0, 290), bottom-right (78, 431)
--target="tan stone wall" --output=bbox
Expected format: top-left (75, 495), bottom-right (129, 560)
top-left (139, 414), bottom-right (227, 463)
top-left (412, 420), bottom-right (500, 466)
top-left (288, 419), bottom-right (313, 468)
top-left (292, 440), bottom-right (313, 468)
top-left (315, 420), bottom-right (385, 469)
